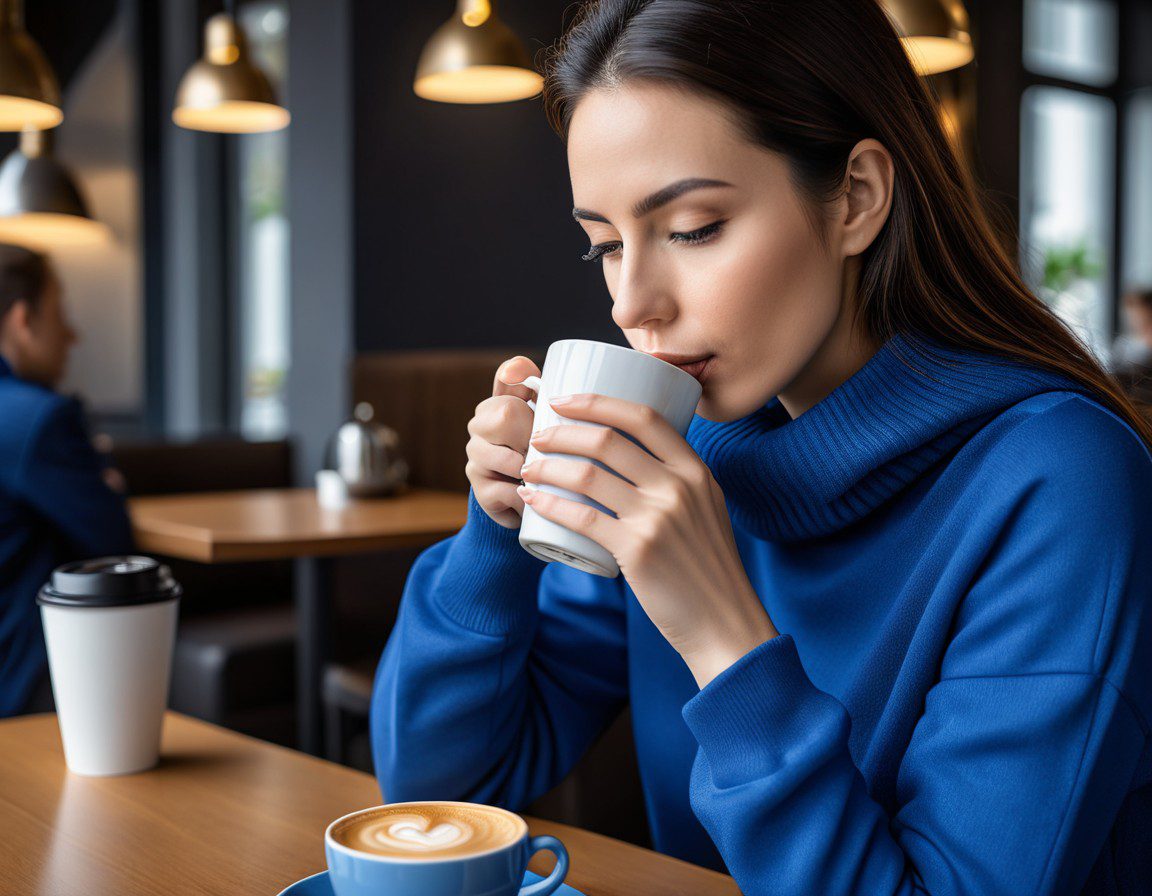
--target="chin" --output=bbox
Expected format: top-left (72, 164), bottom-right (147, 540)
top-left (694, 390), bottom-right (768, 423)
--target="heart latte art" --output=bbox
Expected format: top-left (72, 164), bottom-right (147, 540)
top-left (330, 803), bottom-right (525, 859)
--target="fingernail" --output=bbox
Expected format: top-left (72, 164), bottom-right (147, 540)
top-left (520, 460), bottom-right (534, 475)
top-left (549, 395), bottom-right (572, 406)
top-left (530, 427), bottom-right (549, 442)
top-left (517, 485), bottom-right (534, 502)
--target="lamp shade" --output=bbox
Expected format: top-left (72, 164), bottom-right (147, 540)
top-left (0, 0), bottom-right (62, 131)
top-left (0, 128), bottom-right (107, 249)
top-left (173, 12), bottom-right (289, 133)
top-left (414, 0), bottom-right (543, 104)
top-left (882, 0), bottom-right (974, 76)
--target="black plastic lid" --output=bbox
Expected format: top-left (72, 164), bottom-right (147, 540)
top-left (37, 556), bottom-right (182, 608)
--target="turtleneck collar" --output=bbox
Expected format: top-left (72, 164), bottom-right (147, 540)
top-left (686, 331), bottom-right (1091, 543)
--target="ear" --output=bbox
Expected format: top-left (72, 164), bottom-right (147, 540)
top-left (1, 298), bottom-right (30, 339)
top-left (838, 138), bottom-right (894, 258)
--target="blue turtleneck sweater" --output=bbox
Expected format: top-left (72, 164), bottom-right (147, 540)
top-left (370, 333), bottom-right (1152, 894)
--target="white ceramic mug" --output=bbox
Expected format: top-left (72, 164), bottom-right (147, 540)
top-left (516, 340), bottom-right (702, 577)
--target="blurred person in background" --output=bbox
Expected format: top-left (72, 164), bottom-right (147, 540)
top-left (1111, 287), bottom-right (1152, 407)
top-left (0, 243), bottom-right (133, 717)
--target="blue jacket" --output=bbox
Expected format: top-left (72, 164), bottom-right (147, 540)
top-left (0, 355), bottom-right (133, 715)
top-left (370, 334), bottom-right (1152, 894)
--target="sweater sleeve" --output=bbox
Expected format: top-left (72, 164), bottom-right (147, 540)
top-left (370, 488), bottom-right (630, 808)
top-left (681, 400), bottom-right (1152, 895)
top-left (15, 397), bottom-right (134, 557)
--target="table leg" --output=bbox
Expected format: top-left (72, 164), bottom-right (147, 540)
top-left (295, 556), bottom-right (334, 756)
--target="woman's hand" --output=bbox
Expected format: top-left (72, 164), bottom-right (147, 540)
top-left (517, 392), bottom-right (779, 688)
top-left (465, 356), bottom-right (542, 529)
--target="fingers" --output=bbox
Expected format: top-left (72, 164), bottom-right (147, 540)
top-left (472, 479), bottom-right (527, 527)
top-left (471, 479), bottom-right (525, 530)
top-left (467, 435), bottom-right (527, 482)
top-left (529, 422), bottom-right (657, 486)
top-left (492, 355), bottom-right (541, 403)
top-left (542, 394), bottom-right (686, 463)
top-left (469, 395), bottom-right (535, 453)
top-left (520, 456), bottom-right (633, 515)
top-left (466, 355), bottom-right (542, 528)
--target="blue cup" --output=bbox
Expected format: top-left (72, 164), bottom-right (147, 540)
top-left (324, 802), bottom-right (569, 896)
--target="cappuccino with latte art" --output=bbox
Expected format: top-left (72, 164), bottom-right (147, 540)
top-left (324, 801), bottom-right (570, 896)
top-left (329, 803), bottom-right (524, 859)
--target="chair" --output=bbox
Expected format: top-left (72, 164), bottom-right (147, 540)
top-left (323, 349), bottom-right (652, 848)
top-left (108, 436), bottom-right (298, 747)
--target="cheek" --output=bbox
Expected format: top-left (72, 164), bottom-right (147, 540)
top-left (692, 216), bottom-right (840, 345)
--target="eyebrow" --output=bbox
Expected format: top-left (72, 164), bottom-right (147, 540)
top-left (571, 177), bottom-right (734, 223)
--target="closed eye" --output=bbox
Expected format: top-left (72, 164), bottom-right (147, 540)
top-left (580, 219), bottom-right (727, 263)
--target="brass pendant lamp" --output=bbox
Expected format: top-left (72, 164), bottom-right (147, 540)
top-left (414, 0), bottom-right (543, 104)
top-left (881, 0), bottom-right (975, 76)
top-left (173, 1), bottom-right (289, 133)
top-left (0, 0), bottom-right (62, 131)
top-left (0, 127), bottom-right (107, 249)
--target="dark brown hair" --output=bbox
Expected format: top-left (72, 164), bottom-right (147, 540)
top-left (0, 242), bottom-right (49, 320)
top-left (540, 0), bottom-right (1152, 445)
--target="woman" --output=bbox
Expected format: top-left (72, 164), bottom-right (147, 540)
top-left (370, 1), bottom-right (1152, 892)
top-left (1113, 287), bottom-right (1152, 407)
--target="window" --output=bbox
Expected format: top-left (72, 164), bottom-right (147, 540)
top-left (1123, 90), bottom-right (1152, 289)
top-left (1023, 0), bottom-right (1118, 87)
top-left (1018, 0), bottom-right (1132, 362)
top-left (235, 1), bottom-right (289, 437)
top-left (1020, 87), bottom-right (1115, 357)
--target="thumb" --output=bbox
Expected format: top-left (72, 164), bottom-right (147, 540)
top-left (492, 355), bottom-right (542, 403)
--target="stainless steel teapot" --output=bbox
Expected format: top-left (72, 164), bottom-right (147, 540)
top-left (324, 402), bottom-right (409, 497)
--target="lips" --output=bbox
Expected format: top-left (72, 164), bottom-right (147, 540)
top-left (648, 351), bottom-right (715, 384)
top-left (677, 357), bottom-right (713, 382)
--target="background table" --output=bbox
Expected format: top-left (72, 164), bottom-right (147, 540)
top-left (0, 713), bottom-right (740, 895)
top-left (130, 487), bottom-right (468, 754)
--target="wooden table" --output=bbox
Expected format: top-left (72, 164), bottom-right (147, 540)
top-left (130, 487), bottom-right (468, 563)
top-left (130, 487), bottom-right (468, 754)
top-left (1, 713), bottom-right (739, 896)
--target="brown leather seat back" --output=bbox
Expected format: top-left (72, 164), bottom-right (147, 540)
top-left (351, 348), bottom-right (543, 492)
top-left (104, 437), bottom-right (295, 618)
top-left (109, 437), bottom-right (294, 496)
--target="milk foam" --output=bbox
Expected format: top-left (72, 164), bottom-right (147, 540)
top-left (372, 814), bottom-right (472, 852)
top-left (331, 804), bottom-right (523, 859)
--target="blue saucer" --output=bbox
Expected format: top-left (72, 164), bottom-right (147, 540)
top-left (276, 869), bottom-right (585, 895)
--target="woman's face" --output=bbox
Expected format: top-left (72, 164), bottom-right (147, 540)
top-left (567, 82), bottom-right (860, 422)
top-left (1123, 298), bottom-right (1152, 350)
top-left (3, 269), bottom-right (77, 388)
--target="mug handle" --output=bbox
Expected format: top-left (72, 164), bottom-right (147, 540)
top-left (515, 375), bottom-right (543, 412)
top-left (518, 835), bottom-right (569, 896)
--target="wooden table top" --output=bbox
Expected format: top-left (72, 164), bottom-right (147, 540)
top-left (1, 713), bottom-right (738, 896)
top-left (129, 487), bottom-right (468, 563)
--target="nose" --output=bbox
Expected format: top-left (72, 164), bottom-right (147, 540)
top-left (609, 253), bottom-right (676, 332)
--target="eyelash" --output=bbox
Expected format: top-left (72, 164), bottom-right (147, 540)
top-left (580, 219), bottom-right (727, 263)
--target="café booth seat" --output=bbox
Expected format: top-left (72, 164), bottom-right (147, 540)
top-left (107, 436), bottom-right (298, 747)
top-left (322, 349), bottom-right (652, 847)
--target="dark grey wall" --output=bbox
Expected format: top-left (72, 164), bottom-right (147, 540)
top-left (287, 0), bottom-right (353, 479)
top-left (349, 0), bottom-right (1043, 356)
top-left (351, 0), bottom-right (623, 353)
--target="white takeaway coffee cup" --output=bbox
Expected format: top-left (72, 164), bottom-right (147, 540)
top-left (515, 339), bottom-right (703, 578)
top-left (37, 556), bottom-right (181, 776)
